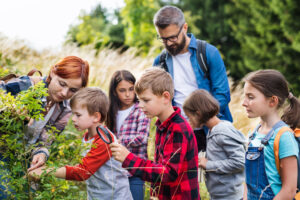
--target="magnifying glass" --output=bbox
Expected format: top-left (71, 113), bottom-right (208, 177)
top-left (96, 125), bottom-right (113, 144)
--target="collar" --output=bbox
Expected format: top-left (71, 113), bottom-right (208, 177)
top-left (187, 33), bottom-right (197, 50)
top-left (156, 106), bottom-right (181, 132)
top-left (83, 130), bottom-right (100, 142)
top-left (133, 102), bottom-right (139, 110)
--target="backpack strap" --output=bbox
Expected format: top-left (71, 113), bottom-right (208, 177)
top-left (196, 39), bottom-right (209, 79)
top-left (27, 69), bottom-right (42, 77)
top-left (295, 128), bottom-right (300, 137)
top-left (158, 50), bottom-right (169, 72)
top-left (274, 126), bottom-right (294, 175)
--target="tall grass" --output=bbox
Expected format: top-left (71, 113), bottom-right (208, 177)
top-left (0, 34), bottom-right (256, 199)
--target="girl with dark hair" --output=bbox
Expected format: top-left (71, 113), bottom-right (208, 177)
top-left (243, 69), bottom-right (300, 199)
top-left (183, 89), bottom-right (246, 200)
top-left (0, 56), bottom-right (89, 198)
top-left (106, 70), bottom-right (150, 200)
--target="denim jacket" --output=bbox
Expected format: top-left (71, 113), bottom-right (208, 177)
top-left (153, 33), bottom-right (232, 122)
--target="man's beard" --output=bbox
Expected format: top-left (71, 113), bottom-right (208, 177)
top-left (165, 36), bottom-right (186, 56)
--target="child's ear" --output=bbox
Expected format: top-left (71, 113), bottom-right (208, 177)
top-left (162, 91), bottom-right (171, 102)
top-left (93, 112), bottom-right (102, 123)
top-left (269, 96), bottom-right (279, 107)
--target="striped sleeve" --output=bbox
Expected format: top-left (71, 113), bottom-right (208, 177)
top-left (65, 138), bottom-right (111, 181)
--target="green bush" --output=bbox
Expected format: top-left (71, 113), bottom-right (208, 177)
top-left (0, 81), bottom-right (86, 199)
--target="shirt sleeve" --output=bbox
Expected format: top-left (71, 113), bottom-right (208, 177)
top-left (279, 131), bottom-right (299, 159)
top-left (153, 55), bottom-right (160, 66)
top-left (206, 45), bottom-right (231, 114)
top-left (122, 130), bottom-right (188, 183)
top-left (65, 138), bottom-right (111, 181)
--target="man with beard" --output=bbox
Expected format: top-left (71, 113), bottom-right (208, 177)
top-left (153, 5), bottom-right (233, 152)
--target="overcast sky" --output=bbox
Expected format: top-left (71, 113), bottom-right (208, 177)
top-left (0, 0), bottom-right (124, 51)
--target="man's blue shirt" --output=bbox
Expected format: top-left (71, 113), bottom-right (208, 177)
top-left (153, 33), bottom-right (232, 122)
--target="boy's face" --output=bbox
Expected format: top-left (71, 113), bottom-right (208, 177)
top-left (137, 89), bottom-right (166, 119)
top-left (71, 104), bottom-right (98, 131)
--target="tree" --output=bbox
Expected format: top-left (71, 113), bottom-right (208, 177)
top-left (121, 0), bottom-right (160, 53)
top-left (227, 0), bottom-right (300, 94)
top-left (66, 4), bottom-right (125, 49)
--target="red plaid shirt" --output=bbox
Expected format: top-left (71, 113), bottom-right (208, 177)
top-left (117, 102), bottom-right (150, 160)
top-left (122, 107), bottom-right (200, 200)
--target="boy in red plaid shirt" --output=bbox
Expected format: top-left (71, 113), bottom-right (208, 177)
top-left (110, 68), bottom-right (200, 200)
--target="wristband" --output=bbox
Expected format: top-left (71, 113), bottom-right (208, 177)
top-left (33, 150), bottom-right (49, 161)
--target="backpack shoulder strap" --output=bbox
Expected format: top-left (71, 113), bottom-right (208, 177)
top-left (274, 126), bottom-right (294, 175)
top-left (294, 128), bottom-right (300, 137)
top-left (196, 39), bottom-right (209, 79)
top-left (158, 50), bottom-right (169, 72)
top-left (27, 69), bottom-right (42, 77)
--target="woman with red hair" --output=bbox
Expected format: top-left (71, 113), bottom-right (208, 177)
top-left (0, 56), bottom-right (89, 173)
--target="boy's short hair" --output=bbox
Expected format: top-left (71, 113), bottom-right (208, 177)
top-left (135, 68), bottom-right (174, 98)
top-left (183, 89), bottom-right (219, 124)
top-left (70, 87), bottom-right (109, 123)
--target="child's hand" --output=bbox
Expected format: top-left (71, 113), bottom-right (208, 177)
top-left (199, 157), bottom-right (208, 169)
top-left (28, 166), bottom-right (47, 182)
top-left (28, 153), bottom-right (47, 172)
top-left (109, 143), bottom-right (130, 163)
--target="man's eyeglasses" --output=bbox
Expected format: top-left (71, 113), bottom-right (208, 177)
top-left (157, 25), bottom-right (183, 43)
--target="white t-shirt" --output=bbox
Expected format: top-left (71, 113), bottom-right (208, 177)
top-left (116, 104), bottom-right (135, 133)
top-left (172, 51), bottom-right (198, 119)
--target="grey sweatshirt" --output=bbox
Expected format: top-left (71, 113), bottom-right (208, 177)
top-left (205, 120), bottom-right (246, 200)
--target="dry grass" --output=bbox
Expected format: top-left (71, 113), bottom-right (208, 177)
top-left (1, 34), bottom-right (256, 199)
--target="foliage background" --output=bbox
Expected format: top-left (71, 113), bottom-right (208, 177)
top-left (1, 0), bottom-right (300, 199)
top-left (66, 0), bottom-right (300, 95)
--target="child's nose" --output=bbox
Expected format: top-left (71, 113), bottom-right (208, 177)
top-left (138, 102), bottom-right (143, 108)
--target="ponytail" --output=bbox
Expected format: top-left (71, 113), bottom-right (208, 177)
top-left (282, 93), bottom-right (300, 129)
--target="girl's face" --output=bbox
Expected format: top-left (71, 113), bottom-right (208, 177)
top-left (242, 82), bottom-right (272, 118)
top-left (48, 73), bottom-right (82, 102)
top-left (116, 80), bottom-right (135, 110)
